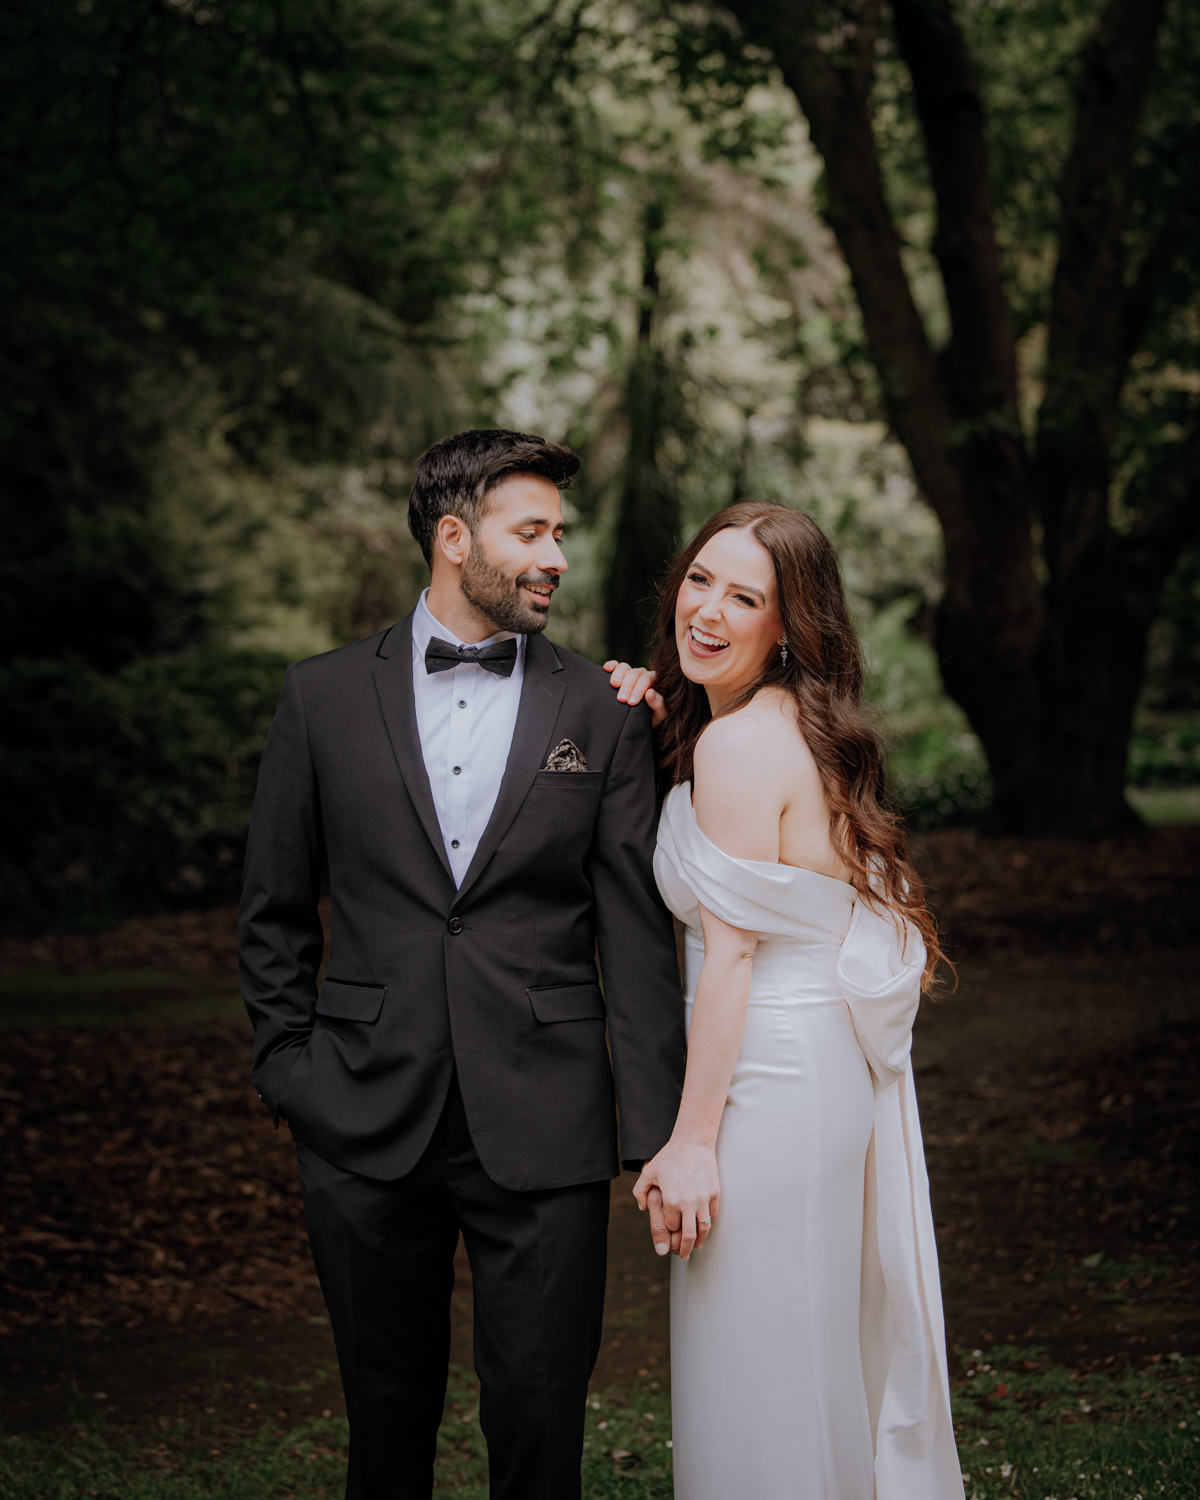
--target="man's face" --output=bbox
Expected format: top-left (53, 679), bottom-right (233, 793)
top-left (459, 474), bottom-right (568, 635)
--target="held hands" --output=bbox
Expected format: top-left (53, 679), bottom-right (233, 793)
top-left (634, 1140), bottom-right (719, 1261)
top-left (603, 661), bottom-right (666, 728)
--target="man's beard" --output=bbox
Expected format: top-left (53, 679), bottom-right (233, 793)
top-left (460, 539), bottom-right (556, 635)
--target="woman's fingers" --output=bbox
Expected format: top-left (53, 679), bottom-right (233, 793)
top-left (678, 1208), bottom-right (698, 1261)
top-left (623, 668), bottom-right (657, 705)
top-left (694, 1200), bottom-right (715, 1249)
top-left (602, 661), bottom-right (658, 707)
top-left (670, 1198), bottom-right (718, 1260)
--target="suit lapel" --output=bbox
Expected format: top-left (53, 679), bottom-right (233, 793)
top-left (455, 631), bottom-right (565, 903)
top-left (370, 613), bottom-right (456, 885)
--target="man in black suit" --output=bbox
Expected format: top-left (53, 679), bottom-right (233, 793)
top-left (239, 428), bottom-right (685, 1500)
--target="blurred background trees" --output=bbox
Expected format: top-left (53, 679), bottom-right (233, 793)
top-left (3, 0), bottom-right (1197, 928)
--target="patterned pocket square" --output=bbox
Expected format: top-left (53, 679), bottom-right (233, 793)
top-left (542, 738), bottom-right (589, 772)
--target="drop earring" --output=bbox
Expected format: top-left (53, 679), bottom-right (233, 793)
top-left (779, 637), bottom-right (789, 669)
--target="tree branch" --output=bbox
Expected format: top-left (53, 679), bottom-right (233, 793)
top-left (721, 0), bottom-right (965, 539)
top-left (1117, 192), bottom-right (1197, 405)
top-left (1034, 0), bottom-right (1168, 582)
top-left (1038, 0), bottom-right (1170, 429)
top-left (889, 0), bottom-right (1019, 424)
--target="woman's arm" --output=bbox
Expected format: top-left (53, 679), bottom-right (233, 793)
top-left (633, 904), bottom-right (759, 1259)
top-left (633, 711), bottom-right (789, 1259)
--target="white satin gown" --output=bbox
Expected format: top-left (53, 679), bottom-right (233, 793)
top-left (653, 784), bottom-right (964, 1500)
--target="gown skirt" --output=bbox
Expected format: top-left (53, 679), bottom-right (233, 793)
top-left (653, 784), bottom-right (964, 1500)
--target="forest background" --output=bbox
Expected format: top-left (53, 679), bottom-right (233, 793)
top-left (2, 5), bottom-right (1199, 1494)
top-left (2, 0), bottom-right (1198, 927)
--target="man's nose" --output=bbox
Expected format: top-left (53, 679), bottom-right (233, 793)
top-left (538, 537), bottom-right (568, 574)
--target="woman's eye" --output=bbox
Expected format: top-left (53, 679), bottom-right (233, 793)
top-left (735, 594), bottom-right (757, 607)
top-left (687, 572), bottom-right (708, 585)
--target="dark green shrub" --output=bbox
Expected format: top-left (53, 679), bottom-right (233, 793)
top-left (1126, 712), bottom-right (1200, 788)
top-left (884, 724), bottom-right (993, 831)
top-left (0, 649), bottom-right (289, 932)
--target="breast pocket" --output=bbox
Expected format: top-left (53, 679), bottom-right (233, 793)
top-left (530, 770), bottom-right (605, 851)
top-left (532, 771), bottom-right (605, 790)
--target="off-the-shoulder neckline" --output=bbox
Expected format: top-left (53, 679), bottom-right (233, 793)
top-left (669, 782), bottom-right (856, 893)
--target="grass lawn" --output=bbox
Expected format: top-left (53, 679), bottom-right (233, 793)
top-left (1126, 785), bottom-right (1200, 826)
top-left (2, 1350), bottom-right (1196, 1499)
top-left (3, 833), bottom-right (1196, 1500)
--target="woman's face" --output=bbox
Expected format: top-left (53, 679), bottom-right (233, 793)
top-left (674, 526), bottom-right (784, 709)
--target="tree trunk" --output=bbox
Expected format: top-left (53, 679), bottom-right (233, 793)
top-left (604, 201), bottom-right (681, 664)
top-left (938, 560), bottom-right (1152, 836)
top-left (719, 0), bottom-right (1198, 837)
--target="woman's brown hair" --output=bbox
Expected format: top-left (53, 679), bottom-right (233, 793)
top-left (651, 501), bottom-right (949, 989)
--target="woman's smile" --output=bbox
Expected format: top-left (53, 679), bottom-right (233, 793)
top-left (674, 527), bottom-right (783, 709)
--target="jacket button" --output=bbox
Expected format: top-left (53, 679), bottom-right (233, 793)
top-left (447, 916), bottom-right (464, 935)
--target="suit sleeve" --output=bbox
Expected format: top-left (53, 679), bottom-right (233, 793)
top-left (238, 664), bottom-right (326, 1123)
top-left (589, 703), bottom-right (686, 1168)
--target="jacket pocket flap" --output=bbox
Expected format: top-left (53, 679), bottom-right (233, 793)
top-left (527, 983), bottom-right (606, 1023)
top-left (317, 978), bottom-right (387, 1022)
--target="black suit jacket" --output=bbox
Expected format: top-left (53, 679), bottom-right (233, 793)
top-left (239, 613), bottom-right (686, 1188)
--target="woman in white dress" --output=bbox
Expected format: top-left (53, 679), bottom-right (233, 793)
top-left (607, 502), bottom-right (964, 1499)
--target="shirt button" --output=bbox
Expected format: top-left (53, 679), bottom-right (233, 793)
top-left (450, 839), bottom-right (460, 849)
top-left (452, 765), bottom-right (462, 775)
top-left (447, 916), bottom-right (464, 935)
top-left (457, 700), bottom-right (467, 709)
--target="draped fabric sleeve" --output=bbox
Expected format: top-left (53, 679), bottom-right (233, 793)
top-left (836, 898), bottom-right (924, 1084)
top-left (653, 783), bottom-right (856, 938)
top-left (838, 901), bottom-right (965, 1500)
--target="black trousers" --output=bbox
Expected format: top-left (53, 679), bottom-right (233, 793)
top-left (295, 1075), bottom-right (610, 1500)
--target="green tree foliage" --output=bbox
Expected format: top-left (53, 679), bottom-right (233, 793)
top-left (0, 0), bottom-right (635, 924)
top-left (8, 0), bottom-right (1197, 928)
top-left (657, 0), bottom-right (1200, 835)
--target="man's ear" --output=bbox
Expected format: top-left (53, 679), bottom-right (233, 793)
top-left (434, 514), bottom-right (470, 568)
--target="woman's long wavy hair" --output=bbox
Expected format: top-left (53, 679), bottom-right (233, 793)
top-left (651, 501), bottom-right (949, 990)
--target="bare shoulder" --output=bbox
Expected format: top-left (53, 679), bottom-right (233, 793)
top-left (692, 694), bottom-right (797, 862)
top-left (696, 691), bottom-right (818, 787)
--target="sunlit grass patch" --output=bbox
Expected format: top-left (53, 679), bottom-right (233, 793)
top-left (1127, 785), bottom-right (1200, 826)
top-left (953, 1346), bottom-right (1197, 1499)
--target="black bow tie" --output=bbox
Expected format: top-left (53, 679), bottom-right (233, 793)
top-left (424, 636), bottom-right (518, 677)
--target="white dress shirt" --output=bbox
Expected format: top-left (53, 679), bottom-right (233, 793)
top-left (411, 590), bottom-right (525, 886)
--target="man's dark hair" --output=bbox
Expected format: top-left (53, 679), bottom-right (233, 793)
top-left (407, 428), bottom-right (580, 565)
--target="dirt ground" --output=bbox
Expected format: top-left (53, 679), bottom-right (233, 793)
top-left (1, 823), bottom-right (1197, 1435)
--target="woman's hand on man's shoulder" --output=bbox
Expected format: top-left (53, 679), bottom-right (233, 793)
top-left (603, 660), bottom-right (665, 727)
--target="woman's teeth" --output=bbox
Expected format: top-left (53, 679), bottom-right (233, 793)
top-left (690, 626), bottom-right (728, 651)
